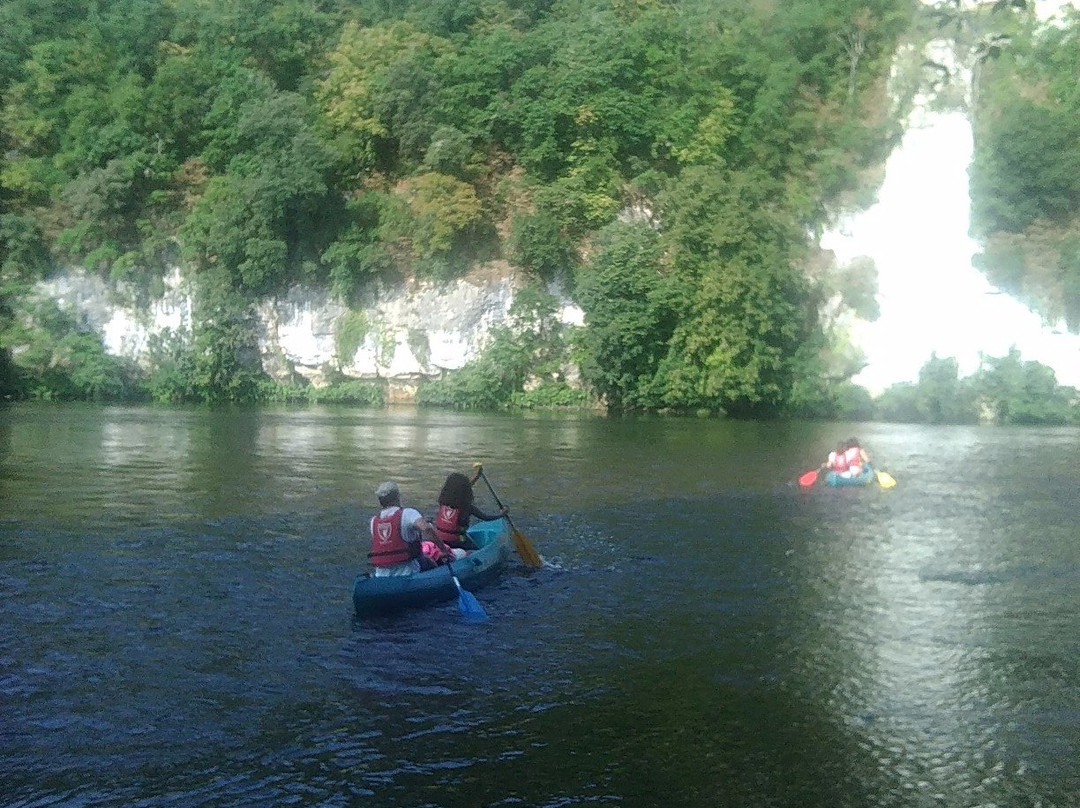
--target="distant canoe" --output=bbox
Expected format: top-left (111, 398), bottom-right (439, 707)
top-left (352, 519), bottom-right (510, 617)
top-left (825, 466), bottom-right (877, 487)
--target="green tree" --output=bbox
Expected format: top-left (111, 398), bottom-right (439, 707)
top-left (969, 13), bottom-right (1080, 330)
top-left (654, 166), bottom-right (815, 416)
top-left (973, 347), bottom-right (1071, 424)
top-left (1060, 234), bottom-right (1080, 332)
top-left (509, 208), bottom-right (576, 278)
top-left (0, 0), bottom-right (918, 411)
top-left (915, 353), bottom-right (974, 423)
top-left (971, 100), bottom-right (1080, 235)
top-left (0, 298), bottom-right (142, 400)
top-left (323, 193), bottom-right (396, 301)
top-left (144, 327), bottom-right (198, 404)
top-left (182, 89), bottom-right (336, 293)
top-left (399, 172), bottom-right (484, 259)
top-left (575, 222), bottom-right (680, 413)
top-left (0, 213), bottom-right (53, 397)
top-left (187, 267), bottom-right (266, 404)
top-left (316, 21), bottom-right (451, 172)
top-left (875, 381), bottom-right (920, 422)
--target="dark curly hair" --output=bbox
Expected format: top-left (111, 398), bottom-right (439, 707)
top-left (438, 472), bottom-right (475, 510)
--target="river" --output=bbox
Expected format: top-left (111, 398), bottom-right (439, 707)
top-left (1, 404), bottom-right (1078, 807)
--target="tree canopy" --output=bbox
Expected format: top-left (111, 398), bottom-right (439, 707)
top-left (1, 0), bottom-right (919, 410)
top-left (969, 1), bottom-right (1080, 333)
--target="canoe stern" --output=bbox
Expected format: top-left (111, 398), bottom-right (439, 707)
top-left (352, 518), bottom-right (510, 617)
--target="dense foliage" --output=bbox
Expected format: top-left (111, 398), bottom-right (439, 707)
top-left (868, 350), bottom-right (1078, 425)
top-left (968, 2), bottom-right (1080, 332)
top-left (1, 0), bottom-right (917, 411)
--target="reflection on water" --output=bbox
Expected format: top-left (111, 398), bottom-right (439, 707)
top-left (1, 405), bottom-right (1078, 807)
top-left (785, 426), bottom-right (1080, 805)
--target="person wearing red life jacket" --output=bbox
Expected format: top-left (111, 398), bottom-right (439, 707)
top-left (844, 437), bottom-right (872, 476)
top-left (369, 481), bottom-right (453, 577)
top-left (433, 471), bottom-right (508, 553)
top-left (822, 438), bottom-right (872, 479)
top-left (824, 441), bottom-right (851, 477)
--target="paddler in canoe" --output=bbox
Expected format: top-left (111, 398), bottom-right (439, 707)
top-left (369, 480), bottom-right (457, 576)
top-left (427, 470), bottom-right (509, 558)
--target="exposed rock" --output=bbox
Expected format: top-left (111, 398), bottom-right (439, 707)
top-left (38, 267), bottom-right (193, 367)
top-left (34, 264), bottom-right (584, 399)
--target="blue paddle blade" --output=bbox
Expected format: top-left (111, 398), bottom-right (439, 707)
top-left (452, 575), bottom-right (488, 622)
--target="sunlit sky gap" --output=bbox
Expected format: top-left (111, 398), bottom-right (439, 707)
top-left (820, 0), bottom-right (1080, 394)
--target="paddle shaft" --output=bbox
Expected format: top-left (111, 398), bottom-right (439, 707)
top-left (474, 467), bottom-right (518, 532)
top-left (473, 464), bottom-right (542, 567)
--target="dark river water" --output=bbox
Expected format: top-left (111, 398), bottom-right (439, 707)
top-left (2, 403), bottom-right (1078, 807)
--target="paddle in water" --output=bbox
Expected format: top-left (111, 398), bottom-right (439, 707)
top-left (798, 468), bottom-right (820, 487)
top-left (449, 567), bottom-right (488, 622)
top-left (473, 463), bottom-right (543, 568)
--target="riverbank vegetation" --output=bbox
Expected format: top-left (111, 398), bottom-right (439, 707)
top-left (968, 2), bottom-right (1080, 333)
top-left (2, 0), bottom-right (1077, 422)
top-left (1, 0), bottom-right (912, 412)
top-left (838, 350), bottom-right (1078, 425)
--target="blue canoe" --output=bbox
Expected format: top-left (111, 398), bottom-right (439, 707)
top-left (352, 519), bottom-right (510, 616)
top-left (825, 466), bottom-right (877, 487)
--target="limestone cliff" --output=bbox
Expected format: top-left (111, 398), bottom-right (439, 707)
top-left (35, 263), bottom-right (575, 401)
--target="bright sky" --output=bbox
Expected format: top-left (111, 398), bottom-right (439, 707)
top-left (1034, 0), bottom-right (1080, 20)
top-left (927, 0), bottom-right (1078, 21)
top-left (819, 2), bottom-right (1080, 394)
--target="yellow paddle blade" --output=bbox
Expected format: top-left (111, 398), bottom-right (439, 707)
top-left (512, 528), bottom-right (543, 568)
top-left (876, 471), bottom-right (897, 489)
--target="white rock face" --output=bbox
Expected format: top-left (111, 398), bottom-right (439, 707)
top-left (39, 267), bottom-right (193, 363)
top-left (257, 286), bottom-right (345, 369)
top-left (33, 265), bottom-right (585, 395)
top-left (338, 275), bottom-right (518, 378)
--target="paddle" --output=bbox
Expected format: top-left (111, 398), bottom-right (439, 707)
top-left (798, 468), bottom-right (820, 487)
top-left (876, 470), bottom-right (897, 489)
top-left (472, 463), bottom-right (543, 568)
top-left (449, 565), bottom-right (488, 622)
